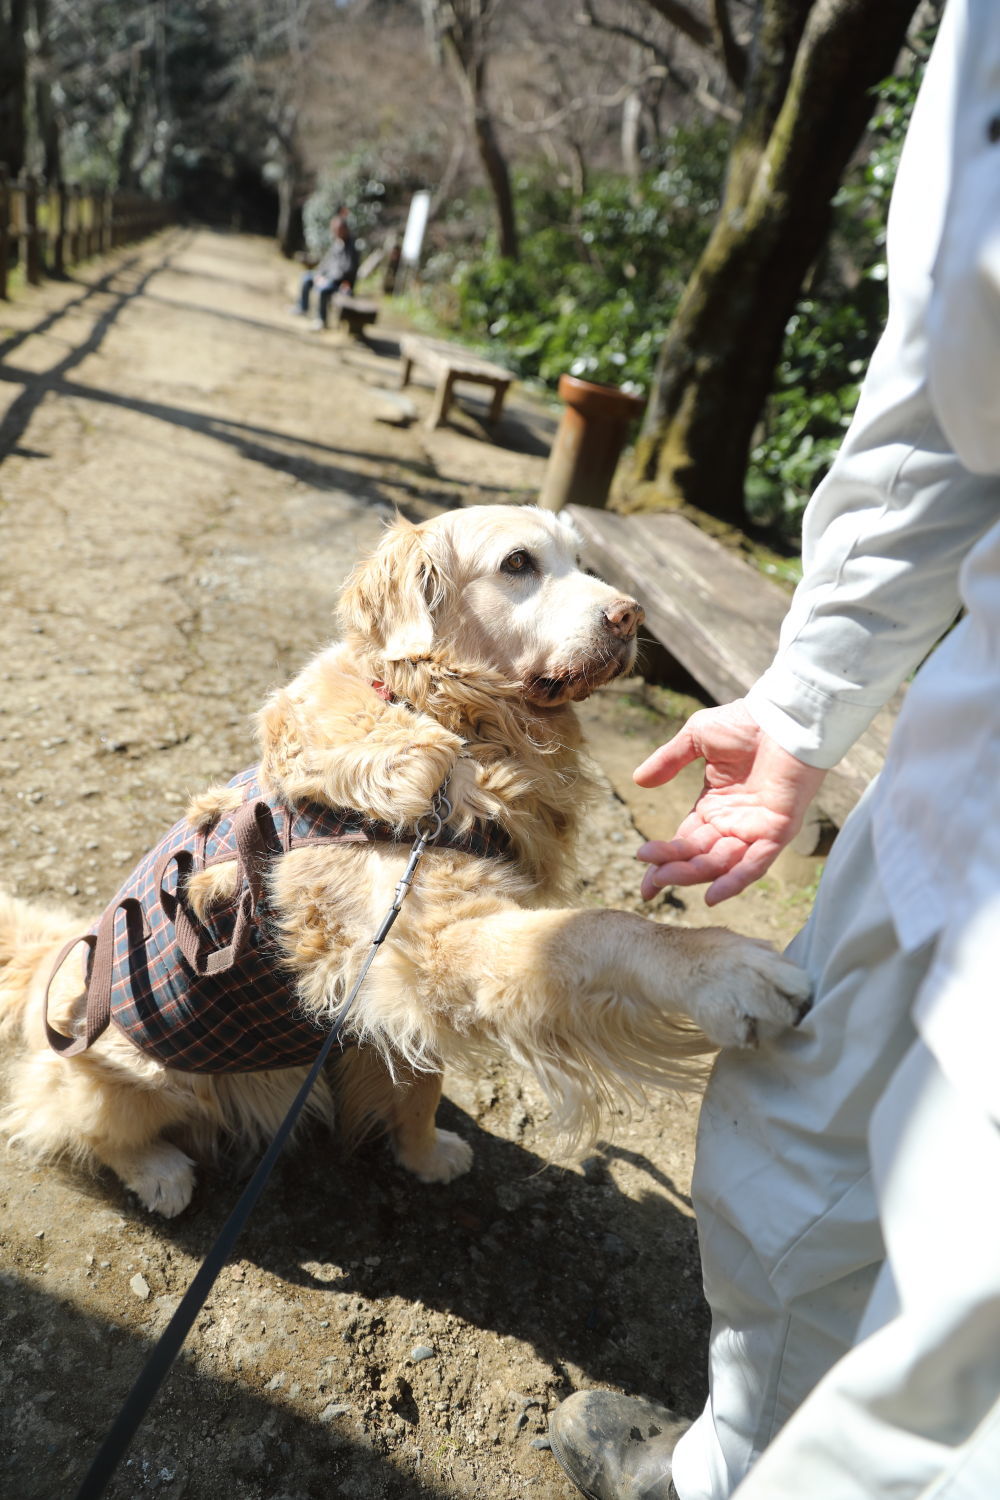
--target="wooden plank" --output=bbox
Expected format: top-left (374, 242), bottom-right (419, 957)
top-left (568, 505), bottom-right (900, 828)
top-left (399, 332), bottom-right (511, 382)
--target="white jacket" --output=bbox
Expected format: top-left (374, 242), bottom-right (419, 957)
top-left (744, 0), bottom-right (1000, 1120)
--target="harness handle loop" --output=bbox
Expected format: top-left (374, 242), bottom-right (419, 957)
top-left (43, 898), bottom-right (147, 1057)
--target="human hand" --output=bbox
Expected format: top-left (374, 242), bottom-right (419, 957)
top-left (633, 700), bottom-right (828, 906)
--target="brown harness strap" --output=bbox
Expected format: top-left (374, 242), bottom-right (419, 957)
top-left (42, 798), bottom-right (422, 1059)
top-left (154, 799), bottom-right (277, 980)
top-left (43, 898), bottom-right (147, 1057)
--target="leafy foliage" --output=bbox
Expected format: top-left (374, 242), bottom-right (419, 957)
top-left (421, 123), bottom-right (731, 393)
top-left (414, 54), bottom-right (926, 546)
top-left (301, 141), bottom-right (440, 257)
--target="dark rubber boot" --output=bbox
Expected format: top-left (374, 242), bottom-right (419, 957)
top-left (547, 1390), bottom-right (689, 1500)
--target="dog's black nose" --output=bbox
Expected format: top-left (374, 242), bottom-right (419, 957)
top-left (603, 597), bottom-right (644, 639)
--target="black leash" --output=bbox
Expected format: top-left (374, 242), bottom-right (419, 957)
top-left (72, 782), bottom-right (453, 1500)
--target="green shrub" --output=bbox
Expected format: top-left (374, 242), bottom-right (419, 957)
top-left (428, 122), bottom-right (731, 394)
top-left (410, 50), bottom-right (928, 546)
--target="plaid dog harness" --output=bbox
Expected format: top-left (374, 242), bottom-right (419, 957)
top-left (44, 766), bottom-right (509, 1073)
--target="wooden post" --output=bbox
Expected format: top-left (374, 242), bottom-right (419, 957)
top-left (68, 184), bottom-right (80, 262)
top-left (53, 180), bottom-right (67, 276)
top-left (103, 189), bottom-right (114, 252)
top-left (0, 166), bottom-right (9, 300)
top-left (85, 192), bottom-right (97, 257)
top-left (24, 175), bottom-right (43, 285)
top-left (539, 375), bottom-right (646, 511)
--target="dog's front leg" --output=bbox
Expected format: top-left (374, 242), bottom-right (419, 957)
top-left (423, 908), bottom-right (810, 1131)
top-left (334, 1047), bottom-right (472, 1184)
top-left (386, 1064), bottom-right (473, 1183)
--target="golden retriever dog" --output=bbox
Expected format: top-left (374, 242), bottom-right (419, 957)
top-left (0, 504), bottom-right (809, 1217)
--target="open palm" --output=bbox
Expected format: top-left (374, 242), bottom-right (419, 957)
top-left (633, 700), bottom-right (828, 906)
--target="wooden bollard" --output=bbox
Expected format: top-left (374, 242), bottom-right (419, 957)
top-left (23, 175), bottom-right (42, 285)
top-left (539, 374), bottom-right (645, 512)
top-left (0, 167), bottom-right (9, 300)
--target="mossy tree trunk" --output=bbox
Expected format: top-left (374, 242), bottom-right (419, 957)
top-left (623, 0), bottom-right (921, 525)
top-left (0, 0), bottom-right (30, 179)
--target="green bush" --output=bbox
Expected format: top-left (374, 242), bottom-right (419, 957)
top-left (412, 51), bottom-right (928, 545)
top-left (430, 123), bottom-right (731, 393)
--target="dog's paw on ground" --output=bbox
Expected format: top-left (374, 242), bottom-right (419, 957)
top-left (399, 1128), bottom-right (474, 1185)
top-left (123, 1142), bottom-right (197, 1217)
top-left (688, 935), bottom-right (812, 1050)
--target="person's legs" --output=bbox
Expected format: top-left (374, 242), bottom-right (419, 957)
top-left (295, 272), bottom-right (313, 314)
top-left (728, 1038), bottom-right (1000, 1498)
top-left (316, 283), bottom-right (334, 328)
top-left (667, 783), bottom-right (935, 1499)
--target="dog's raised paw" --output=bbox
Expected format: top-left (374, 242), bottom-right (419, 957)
top-left (406, 1129), bottom-right (474, 1185)
top-left (123, 1143), bottom-right (197, 1218)
top-left (687, 933), bottom-right (812, 1050)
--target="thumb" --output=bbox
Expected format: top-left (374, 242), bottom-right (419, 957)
top-left (634, 727), bottom-right (702, 788)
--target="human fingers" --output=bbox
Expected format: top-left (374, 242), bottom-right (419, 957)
top-left (633, 727), bottom-right (702, 788)
top-left (703, 839), bottom-right (785, 906)
top-left (636, 826), bottom-right (717, 866)
top-left (639, 836), bottom-right (748, 900)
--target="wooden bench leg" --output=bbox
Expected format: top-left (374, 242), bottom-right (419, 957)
top-left (399, 356), bottom-right (414, 390)
top-left (343, 312), bottom-right (369, 341)
top-left (487, 380), bottom-right (509, 424)
top-left (427, 370), bottom-right (457, 430)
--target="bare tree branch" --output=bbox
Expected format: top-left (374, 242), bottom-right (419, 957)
top-left (575, 0), bottom-right (740, 116)
top-left (711, 0), bottom-right (747, 88)
top-left (638, 0), bottom-right (715, 52)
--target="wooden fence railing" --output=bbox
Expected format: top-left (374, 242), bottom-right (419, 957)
top-left (0, 169), bottom-right (173, 299)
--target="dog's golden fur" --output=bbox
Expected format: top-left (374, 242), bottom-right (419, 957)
top-left (0, 505), bottom-right (809, 1217)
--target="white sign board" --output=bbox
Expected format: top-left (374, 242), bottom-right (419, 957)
top-left (400, 190), bottom-right (431, 266)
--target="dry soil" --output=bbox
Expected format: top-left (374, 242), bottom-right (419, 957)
top-left (0, 228), bottom-right (823, 1500)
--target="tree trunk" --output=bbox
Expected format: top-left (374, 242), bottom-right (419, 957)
top-left (472, 101), bottom-right (519, 259)
top-left (31, 0), bottom-right (61, 182)
top-left (623, 0), bottom-right (921, 525)
top-left (116, 96), bottom-right (145, 191)
top-left (276, 170), bottom-right (304, 258)
top-left (0, 0), bottom-right (30, 178)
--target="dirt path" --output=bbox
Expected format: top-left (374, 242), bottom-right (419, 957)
top-left (0, 229), bottom-right (823, 1500)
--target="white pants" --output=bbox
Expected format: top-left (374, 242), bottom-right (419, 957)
top-left (671, 788), bottom-right (1000, 1499)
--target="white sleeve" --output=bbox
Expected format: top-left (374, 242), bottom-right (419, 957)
top-left (746, 0), bottom-right (1000, 769)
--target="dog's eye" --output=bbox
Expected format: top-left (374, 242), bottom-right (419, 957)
top-left (501, 549), bottom-right (535, 576)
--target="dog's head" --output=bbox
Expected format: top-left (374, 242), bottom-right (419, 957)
top-left (338, 505), bottom-right (644, 706)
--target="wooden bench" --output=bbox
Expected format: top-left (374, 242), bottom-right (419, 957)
top-left (333, 292), bottom-right (379, 340)
top-left (399, 334), bottom-right (513, 431)
top-left (567, 504), bottom-right (901, 832)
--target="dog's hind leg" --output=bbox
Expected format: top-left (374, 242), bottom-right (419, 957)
top-left (4, 935), bottom-right (202, 1217)
top-left (3, 1042), bottom-right (197, 1218)
top-left (334, 1048), bottom-right (473, 1184)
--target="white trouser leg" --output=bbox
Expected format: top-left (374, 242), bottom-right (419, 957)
top-left (671, 785), bottom-right (936, 1500)
top-left (731, 1038), bottom-right (1000, 1498)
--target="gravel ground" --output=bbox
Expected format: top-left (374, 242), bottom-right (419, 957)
top-left (0, 228), bottom-right (823, 1499)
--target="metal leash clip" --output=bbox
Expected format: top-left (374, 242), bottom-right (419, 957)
top-left (414, 780), bottom-right (453, 846)
top-left (373, 776), bottom-right (452, 946)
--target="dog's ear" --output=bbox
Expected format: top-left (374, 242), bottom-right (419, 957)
top-left (338, 519), bottom-right (451, 661)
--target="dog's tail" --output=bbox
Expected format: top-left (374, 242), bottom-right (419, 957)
top-left (0, 891), bottom-right (77, 1037)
